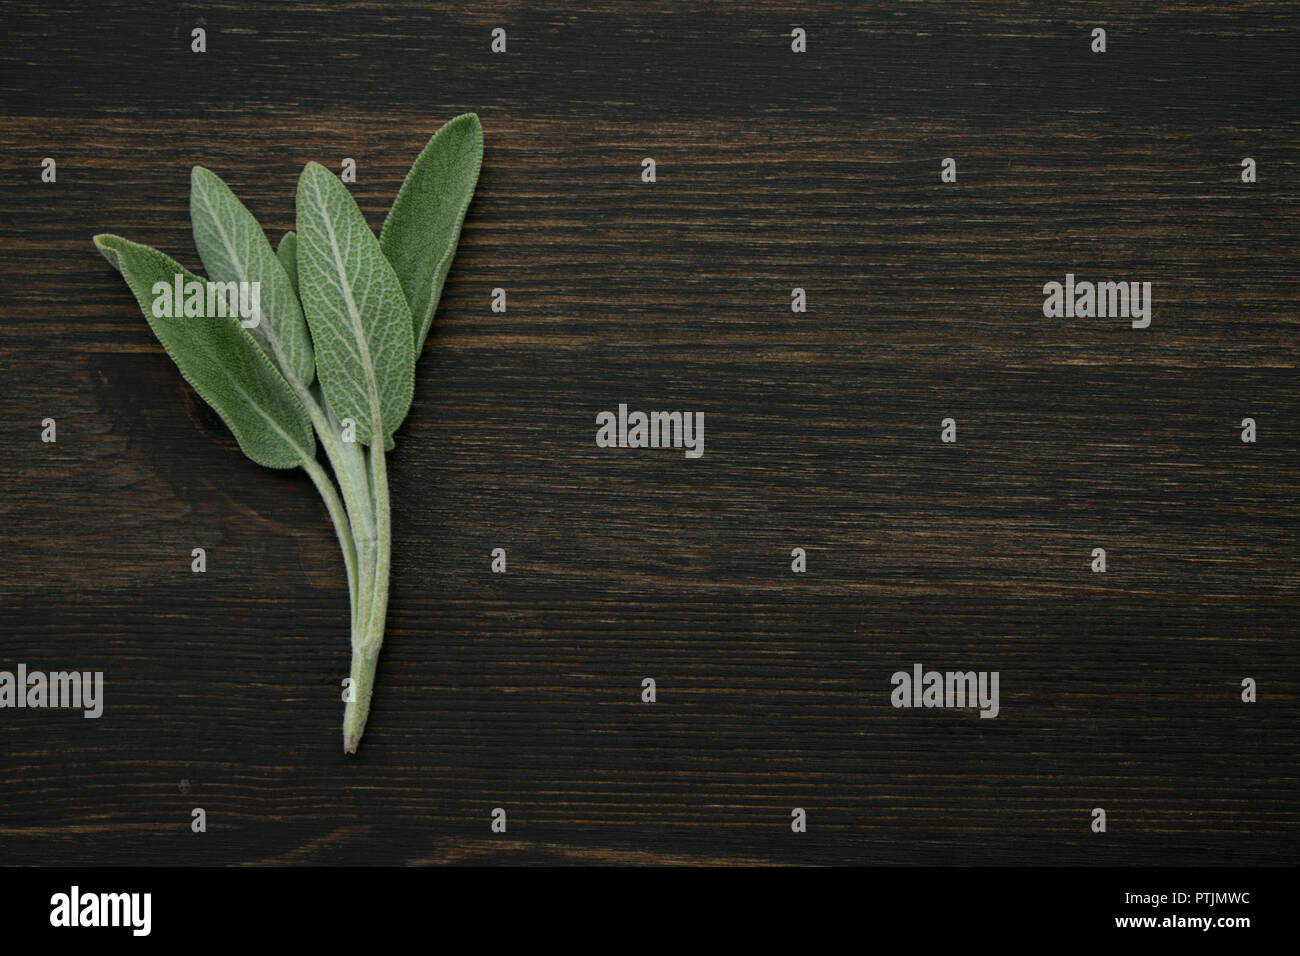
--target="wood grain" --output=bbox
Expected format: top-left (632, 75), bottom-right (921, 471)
top-left (0, 0), bottom-right (1296, 865)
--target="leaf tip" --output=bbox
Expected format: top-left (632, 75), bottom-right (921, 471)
top-left (442, 112), bottom-right (483, 148)
top-left (190, 164), bottom-right (221, 191)
top-left (92, 233), bottom-right (122, 268)
top-left (297, 161), bottom-right (335, 200)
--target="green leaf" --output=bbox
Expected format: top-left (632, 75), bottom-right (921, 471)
top-left (296, 162), bottom-right (414, 446)
top-left (380, 113), bottom-right (483, 354)
top-left (277, 231), bottom-right (299, 298)
top-left (93, 234), bottom-right (315, 470)
top-left (191, 166), bottom-right (316, 389)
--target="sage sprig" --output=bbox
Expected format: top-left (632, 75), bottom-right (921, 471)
top-left (93, 114), bottom-right (484, 753)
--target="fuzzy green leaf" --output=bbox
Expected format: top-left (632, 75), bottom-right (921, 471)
top-left (277, 231), bottom-right (299, 298)
top-left (93, 234), bottom-right (315, 470)
top-left (380, 113), bottom-right (483, 354)
top-left (296, 162), bottom-right (414, 446)
top-left (191, 166), bottom-right (316, 389)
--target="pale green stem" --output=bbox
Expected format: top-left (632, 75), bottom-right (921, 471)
top-left (303, 385), bottom-right (374, 547)
top-left (295, 383), bottom-right (381, 750)
top-left (261, 287), bottom-right (373, 638)
top-left (342, 419), bottom-right (391, 754)
top-left (257, 304), bottom-right (384, 752)
top-left (315, 394), bottom-right (375, 619)
top-left (297, 385), bottom-right (374, 635)
top-left (339, 436), bottom-right (375, 662)
top-left (300, 455), bottom-right (356, 609)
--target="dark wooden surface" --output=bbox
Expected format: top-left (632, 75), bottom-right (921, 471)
top-left (1, 1), bottom-right (1297, 865)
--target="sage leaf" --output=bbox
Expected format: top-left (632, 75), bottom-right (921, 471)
top-left (277, 231), bottom-right (299, 298)
top-left (380, 112), bottom-right (483, 354)
top-left (191, 166), bottom-right (316, 390)
top-left (93, 234), bottom-right (315, 470)
top-left (296, 161), bottom-right (414, 446)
